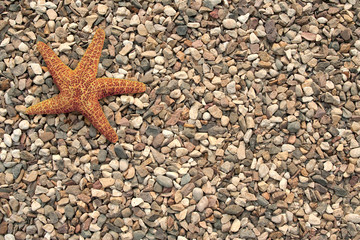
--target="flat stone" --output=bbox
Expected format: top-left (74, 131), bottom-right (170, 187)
top-left (164, 6), bottom-right (176, 16)
top-left (350, 148), bottom-right (360, 158)
top-left (156, 175), bottom-right (173, 188)
top-left (345, 214), bottom-right (360, 223)
top-left (308, 214), bottom-right (321, 225)
top-left (224, 205), bottom-right (244, 215)
top-left (197, 196), bottom-right (209, 212)
top-left (287, 121), bottom-right (300, 133)
top-left (115, 145), bottom-right (128, 159)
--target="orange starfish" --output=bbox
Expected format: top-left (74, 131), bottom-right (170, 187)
top-left (26, 29), bottom-right (146, 143)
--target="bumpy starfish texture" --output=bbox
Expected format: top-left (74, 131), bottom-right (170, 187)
top-left (26, 29), bottom-right (146, 143)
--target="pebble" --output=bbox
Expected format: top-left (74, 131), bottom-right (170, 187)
top-left (196, 196), bottom-right (209, 212)
top-left (156, 175), bottom-right (173, 188)
top-left (308, 214), bottom-right (321, 225)
top-left (131, 116), bottom-right (143, 129)
top-left (345, 214), bottom-right (360, 223)
top-left (227, 81), bottom-right (236, 94)
top-left (4, 235), bottom-right (15, 240)
top-left (164, 6), bottom-right (176, 16)
top-left (97, 4), bottom-right (108, 15)
top-left (259, 164), bottom-right (269, 178)
top-left (174, 71), bottom-right (188, 79)
top-left (287, 121), bottom-right (300, 133)
top-left (192, 188), bottom-right (203, 201)
top-left (119, 159), bottom-right (129, 171)
top-left (3, 134), bottom-right (12, 147)
top-left (349, 148), bottom-right (360, 158)
top-left (250, 33), bottom-right (260, 43)
top-left (18, 42), bottom-right (29, 52)
top-left (224, 205), bottom-right (244, 215)
top-left (19, 120), bottom-right (30, 130)
top-left (223, 19), bottom-right (237, 29)
top-left (29, 63), bottom-right (42, 74)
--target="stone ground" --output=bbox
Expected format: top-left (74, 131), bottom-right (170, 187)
top-left (1, 0), bottom-right (360, 239)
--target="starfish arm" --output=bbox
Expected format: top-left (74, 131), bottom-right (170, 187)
top-left (26, 93), bottom-right (76, 115)
top-left (37, 42), bottom-right (72, 92)
top-left (93, 78), bottom-right (146, 99)
top-left (79, 99), bottom-right (118, 143)
top-left (75, 29), bottom-right (105, 81)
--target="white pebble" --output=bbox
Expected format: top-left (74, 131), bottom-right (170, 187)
top-left (222, 19), bottom-right (237, 29)
top-left (249, 32), bottom-right (259, 43)
top-left (164, 6), bottom-right (176, 16)
top-left (11, 129), bottom-right (22, 142)
top-left (19, 120), bottom-right (30, 130)
top-left (3, 134), bottom-right (12, 147)
top-left (18, 42), bottom-right (29, 52)
top-left (131, 116), bottom-right (143, 129)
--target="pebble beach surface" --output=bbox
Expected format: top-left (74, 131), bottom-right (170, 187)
top-left (1, 0), bottom-right (360, 239)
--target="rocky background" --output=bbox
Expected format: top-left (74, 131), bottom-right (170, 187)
top-left (1, 0), bottom-right (360, 239)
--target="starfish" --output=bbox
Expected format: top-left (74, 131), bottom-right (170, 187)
top-left (26, 28), bottom-right (146, 143)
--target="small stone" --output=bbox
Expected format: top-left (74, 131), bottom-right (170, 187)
top-left (130, 15), bottom-right (140, 26)
top-left (99, 178), bottom-right (115, 188)
top-left (131, 198), bottom-right (144, 207)
top-left (119, 159), bottom-right (129, 171)
top-left (192, 188), bottom-right (203, 201)
top-left (177, 25), bottom-right (188, 36)
top-left (133, 230), bottom-right (146, 240)
top-left (301, 32), bottom-right (316, 41)
top-left (18, 120), bottom-right (30, 130)
top-left (97, 4), bottom-right (108, 15)
top-left (164, 6), bottom-right (176, 16)
top-left (224, 205), bottom-right (244, 215)
top-left (308, 214), bottom-right (321, 225)
top-left (238, 13), bottom-right (250, 23)
top-left (156, 175), bottom-right (173, 188)
top-left (250, 33), bottom-right (260, 43)
top-left (259, 164), bottom-right (269, 178)
top-left (208, 105), bottom-right (222, 118)
top-left (131, 116), bottom-right (143, 129)
top-left (91, 189), bottom-right (107, 199)
top-left (137, 24), bottom-right (148, 36)
top-left (46, 9), bottom-right (57, 20)
top-left (141, 51), bottom-right (156, 58)
top-left (197, 196), bottom-right (209, 212)
top-left (64, 205), bottom-right (75, 219)
top-left (240, 229), bottom-right (256, 239)
top-left (24, 171), bottom-right (38, 182)
top-left (39, 132), bottom-right (54, 142)
top-left (29, 63), bottom-right (42, 74)
top-left (323, 161), bottom-right (333, 171)
top-left (230, 219), bottom-right (241, 232)
top-left (18, 42), bottom-right (29, 52)
top-left (31, 201), bottom-right (41, 211)
top-left (345, 214), bottom-right (360, 223)
top-left (42, 224), bottom-right (54, 232)
top-left (176, 148), bottom-right (188, 157)
top-left (287, 121), bottom-right (300, 133)
top-left (119, 44), bottom-right (133, 55)
top-left (349, 148), bottom-right (360, 158)
top-left (12, 63), bottom-right (27, 77)
top-left (4, 234), bottom-right (15, 240)
top-left (227, 81), bottom-right (236, 94)
top-left (220, 161), bottom-right (234, 173)
top-left (3, 134), bottom-right (12, 147)
top-left (174, 71), bottom-right (188, 79)
top-left (223, 19), bottom-right (237, 29)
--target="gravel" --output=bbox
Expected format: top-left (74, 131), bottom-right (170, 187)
top-left (1, 0), bottom-right (360, 239)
